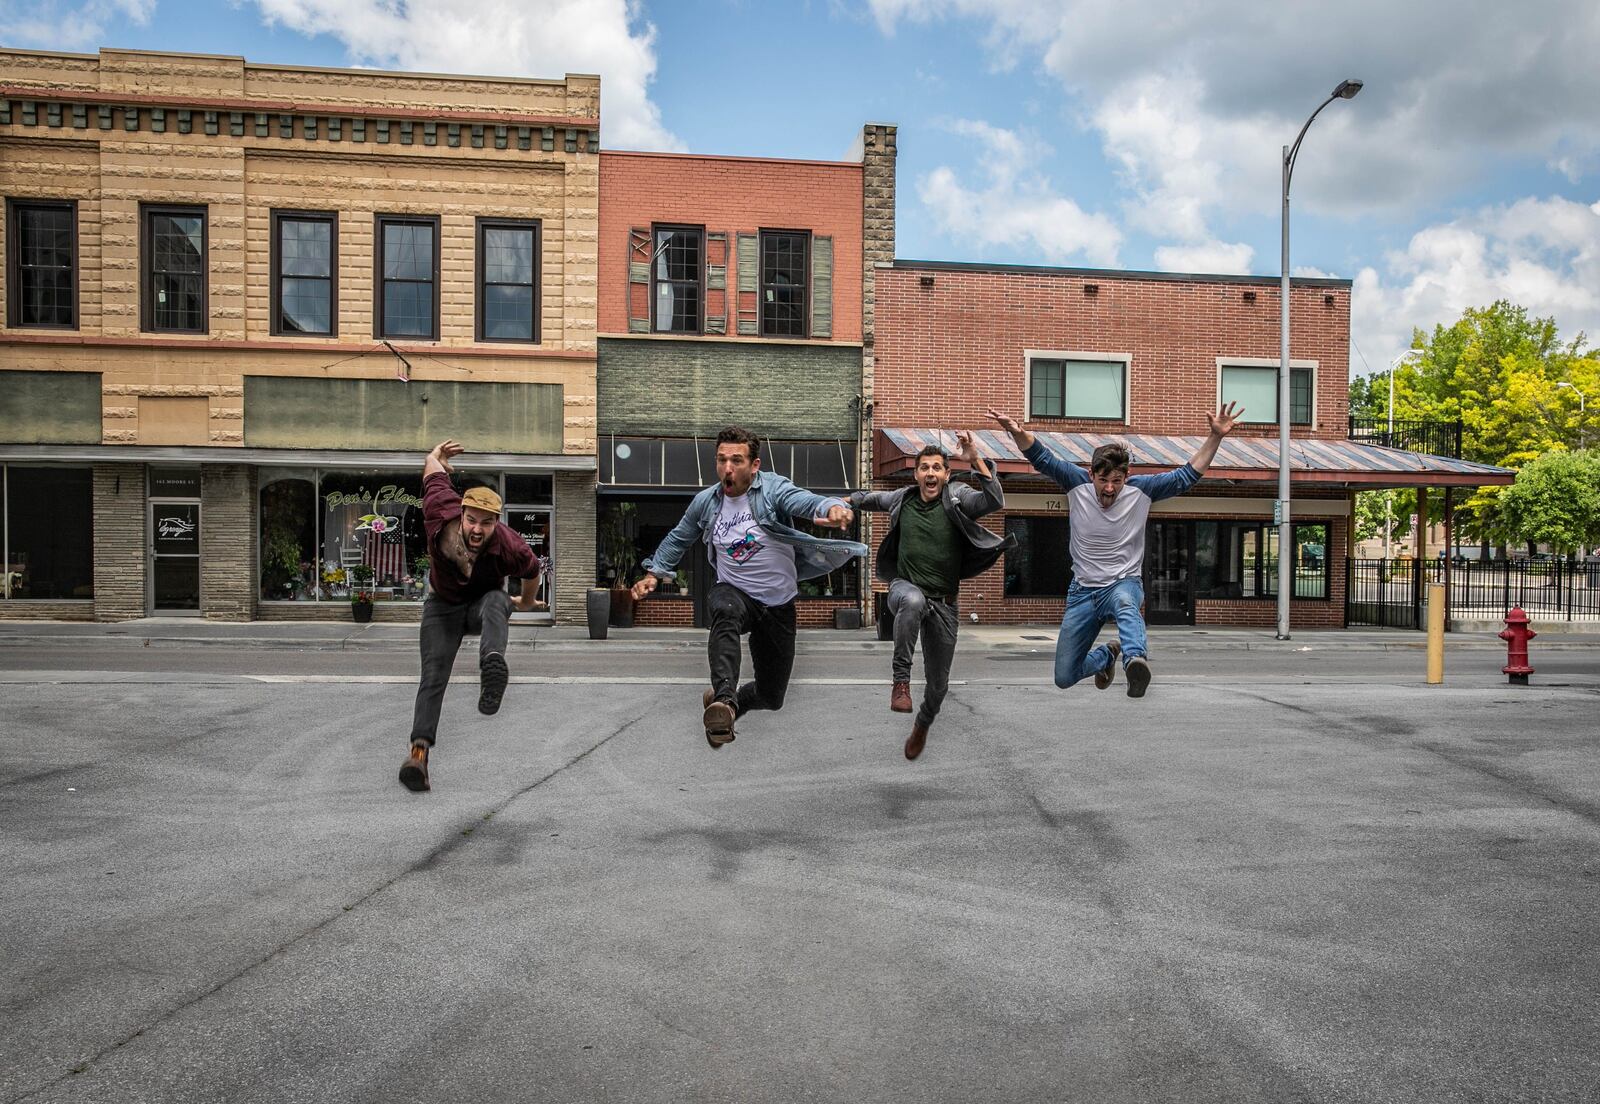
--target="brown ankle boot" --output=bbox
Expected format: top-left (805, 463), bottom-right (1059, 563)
top-left (890, 681), bottom-right (913, 713)
top-left (904, 720), bottom-right (929, 761)
top-left (1094, 641), bottom-right (1122, 690)
top-left (398, 741), bottom-right (431, 792)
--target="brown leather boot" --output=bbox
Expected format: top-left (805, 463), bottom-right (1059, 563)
top-left (398, 741), bottom-right (430, 792)
top-left (904, 720), bottom-right (929, 761)
top-left (701, 688), bottom-right (736, 749)
top-left (1093, 641), bottom-right (1122, 690)
top-left (890, 681), bottom-right (913, 713)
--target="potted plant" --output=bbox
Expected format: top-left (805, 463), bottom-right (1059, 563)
top-left (349, 563), bottom-right (376, 622)
top-left (597, 502), bottom-right (639, 627)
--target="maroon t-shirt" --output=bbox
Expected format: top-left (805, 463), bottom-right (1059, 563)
top-left (422, 471), bottom-right (537, 605)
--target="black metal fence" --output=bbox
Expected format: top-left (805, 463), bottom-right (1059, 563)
top-left (1347, 416), bottom-right (1464, 459)
top-left (1346, 558), bottom-right (1600, 628)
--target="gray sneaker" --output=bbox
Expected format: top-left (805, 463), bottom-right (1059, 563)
top-left (1125, 656), bottom-right (1152, 698)
top-left (1093, 642), bottom-right (1122, 690)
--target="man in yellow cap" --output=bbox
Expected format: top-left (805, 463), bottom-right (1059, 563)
top-left (400, 439), bottom-right (545, 792)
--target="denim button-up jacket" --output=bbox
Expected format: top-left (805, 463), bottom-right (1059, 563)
top-left (643, 470), bottom-right (869, 582)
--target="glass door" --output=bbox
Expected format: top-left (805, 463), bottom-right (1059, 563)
top-left (149, 493), bottom-right (202, 614)
top-left (505, 505), bottom-right (553, 623)
top-left (1143, 519), bottom-right (1193, 625)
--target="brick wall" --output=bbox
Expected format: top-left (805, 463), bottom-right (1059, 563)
top-left (597, 338), bottom-right (860, 438)
top-left (200, 463), bottom-right (255, 621)
top-left (631, 596), bottom-right (854, 629)
top-left (859, 125), bottom-right (897, 622)
top-left (552, 470), bottom-right (595, 626)
top-left (597, 150), bottom-right (863, 342)
top-left (92, 461), bottom-right (145, 620)
top-left (873, 264), bottom-right (1351, 440)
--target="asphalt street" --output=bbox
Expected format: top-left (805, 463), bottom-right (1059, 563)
top-left (2, 633), bottom-right (1597, 1103)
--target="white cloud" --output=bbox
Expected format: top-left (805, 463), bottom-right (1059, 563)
top-left (250, 0), bottom-right (682, 151)
top-left (1352, 196), bottom-right (1600, 375)
top-left (918, 119), bottom-right (1122, 266)
top-left (0, 0), bottom-right (153, 50)
top-left (1153, 240), bottom-right (1254, 275)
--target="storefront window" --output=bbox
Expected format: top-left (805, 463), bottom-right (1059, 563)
top-left (320, 471), bottom-right (426, 600)
top-left (2, 465), bottom-right (94, 600)
top-left (259, 476), bottom-right (316, 601)
top-left (1194, 521), bottom-right (1326, 600)
top-left (1004, 516), bottom-right (1072, 597)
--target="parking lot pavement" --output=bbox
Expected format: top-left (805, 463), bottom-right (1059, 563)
top-left (2, 647), bottom-right (1597, 1103)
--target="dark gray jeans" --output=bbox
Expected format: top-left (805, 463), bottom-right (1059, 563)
top-left (887, 577), bottom-right (959, 728)
top-left (409, 589), bottom-right (511, 746)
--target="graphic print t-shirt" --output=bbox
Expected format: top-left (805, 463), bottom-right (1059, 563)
top-left (713, 492), bottom-right (798, 605)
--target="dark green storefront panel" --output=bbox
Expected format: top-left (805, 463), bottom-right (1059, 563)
top-left (599, 339), bottom-right (859, 438)
top-left (244, 377), bottom-right (563, 453)
top-left (0, 370), bottom-right (102, 444)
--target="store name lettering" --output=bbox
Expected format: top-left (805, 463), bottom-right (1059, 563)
top-left (324, 485), bottom-right (422, 510)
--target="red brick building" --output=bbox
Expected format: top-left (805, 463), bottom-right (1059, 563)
top-left (868, 260), bottom-right (1510, 628)
top-left (594, 129), bottom-right (896, 628)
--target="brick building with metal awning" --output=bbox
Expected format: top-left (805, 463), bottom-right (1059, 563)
top-left (863, 259), bottom-right (1515, 629)
top-left (873, 427), bottom-right (1513, 628)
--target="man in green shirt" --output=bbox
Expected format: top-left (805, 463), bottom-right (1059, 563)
top-left (851, 431), bottom-right (1012, 759)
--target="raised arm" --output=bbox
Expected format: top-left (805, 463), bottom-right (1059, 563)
top-left (987, 408), bottom-right (1087, 491)
top-left (956, 429), bottom-right (1004, 515)
top-left (1189, 402), bottom-right (1242, 475)
top-left (986, 408), bottom-right (1034, 453)
top-left (423, 439), bottom-right (464, 479)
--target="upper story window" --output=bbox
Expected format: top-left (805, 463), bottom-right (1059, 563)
top-left (1026, 354), bottom-right (1127, 421)
top-left (375, 215), bottom-right (439, 340)
top-left (142, 204), bottom-right (207, 334)
top-left (759, 230), bottom-right (809, 337)
top-left (1220, 361), bottom-right (1313, 426)
top-left (652, 224), bottom-right (703, 334)
top-left (477, 218), bottom-right (539, 343)
top-left (6, 199), bottom-right (77, 329)
top-left (271, 211), bottom-right (336, 336)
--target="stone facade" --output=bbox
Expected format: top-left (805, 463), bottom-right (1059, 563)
top-left (1, 48), bottom-right (600, 622)
top-left (91, 462), bottom-right (145, 621)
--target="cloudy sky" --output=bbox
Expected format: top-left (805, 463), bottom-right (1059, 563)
top-left (4, 0), bottom-right (1598, 377)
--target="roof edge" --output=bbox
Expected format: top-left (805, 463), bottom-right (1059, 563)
top-left (891, 258), bottom-right (1354, 290)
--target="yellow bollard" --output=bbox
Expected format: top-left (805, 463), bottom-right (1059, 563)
top-left (1426, 583), bottom-right (1445, 684)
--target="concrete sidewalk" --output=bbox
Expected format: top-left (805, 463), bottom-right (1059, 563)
top-left (1, 616), bottom-right (1596, 652)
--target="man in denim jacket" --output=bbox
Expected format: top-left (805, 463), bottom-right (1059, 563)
top-left (633, 426), bottom-right (867, 748)
top-left (850, 429), bottom-right (1013, 760)
top-left (988, 403), bottom-right (1242, 698)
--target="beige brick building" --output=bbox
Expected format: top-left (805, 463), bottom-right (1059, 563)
top-left (0, 48), bottom-right (599, 622)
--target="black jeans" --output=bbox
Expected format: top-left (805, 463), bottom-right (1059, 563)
top-left (706, 582), bottom-right (797, 718)
top-left (408, 590), bottom-right (511, 746)
top-left (887, 578), bottom-right (960, 729)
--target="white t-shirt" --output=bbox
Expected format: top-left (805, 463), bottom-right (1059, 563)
top-left (712, 492), bottom-right (798, 605)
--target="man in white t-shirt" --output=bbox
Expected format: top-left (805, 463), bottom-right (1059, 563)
top-left (633, 426), bottom-right (866, 748)
top-left (989, 403), bottom-right (1241, 698)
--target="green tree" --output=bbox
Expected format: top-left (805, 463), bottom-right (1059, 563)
top-left (1497, 449), bottom-right (1600, 555)
top-left (1348, 301), bottom-right (1594, 543)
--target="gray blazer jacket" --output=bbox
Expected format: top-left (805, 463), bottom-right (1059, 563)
top-left (850, 467), bottom-right (1015, 587)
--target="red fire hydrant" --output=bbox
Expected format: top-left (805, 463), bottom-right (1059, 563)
top-left (1500, 607), bottom-right (1536, 685)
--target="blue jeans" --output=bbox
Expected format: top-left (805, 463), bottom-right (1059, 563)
top-left (1054, 577), bottom-right (1147, 689)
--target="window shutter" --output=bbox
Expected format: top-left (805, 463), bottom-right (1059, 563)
top-left (736, 232), bottom-right (758, 335)
top-left (809, 235), bottom-right (832, 339)
top-left (705, 231), bottom-right (728, 334)
top-left (627, 227), bottom-right (650, 333)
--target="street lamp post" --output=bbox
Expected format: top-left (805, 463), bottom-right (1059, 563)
top-left (1557, 381), bottom-right (1587, 450)
top-left (1279, 77), bottom-right (1362, 640)
top-left (1384, 348), bottom-right (1423, 561)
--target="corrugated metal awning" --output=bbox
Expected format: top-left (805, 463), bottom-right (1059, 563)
top-left (876, 428), bottom-right (1513, 489)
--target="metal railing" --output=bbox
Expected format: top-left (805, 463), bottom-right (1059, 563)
top-left (1347, 416), bottom-right (1463, 459)
top-left (1346, 557), bottom-right (1600, 627)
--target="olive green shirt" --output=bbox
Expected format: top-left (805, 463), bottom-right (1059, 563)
top-left (896, 492), bottom-right (962, 597)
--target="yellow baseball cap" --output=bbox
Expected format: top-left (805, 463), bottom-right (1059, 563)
top-left (461, 486), bottom-right (503, 515)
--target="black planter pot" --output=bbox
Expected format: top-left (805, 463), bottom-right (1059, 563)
top-left (352, 600), bottom-right (374, 623)
top-left (585, 588), bottom-right (610, 640)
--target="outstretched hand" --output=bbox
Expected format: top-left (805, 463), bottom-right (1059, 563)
top-left (1208, 402), bottom-right (1243, 437)
top-left (631, 573), bottom-right (659, 602)
top-left (986, 408), bottom-right (1021, 435)
top-left (954, 429), bottom-right (978, 462)
top-left (432, 439), bottom-right (465, 473)
top-left (813, 503), bottom-right (854, 530)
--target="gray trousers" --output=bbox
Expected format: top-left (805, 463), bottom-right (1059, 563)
top-left (409, 590), bottom-right (511, 746)
top-left (887, 577), bottom-right (960, 729)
